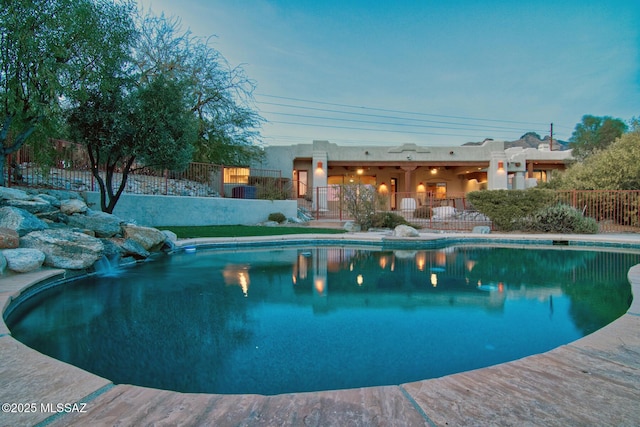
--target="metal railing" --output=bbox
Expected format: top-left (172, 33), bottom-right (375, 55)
top-left (4, 145), bottom-right (287, 200)
top-left (307, 187), bottom-right (492, 231)
top-left (305, 186), bottom-right (640, 232)
top-left (556, 190), bottom-right (640, 233)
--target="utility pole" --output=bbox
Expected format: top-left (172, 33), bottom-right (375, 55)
top-left (550, 123), bottom-right (554, 151)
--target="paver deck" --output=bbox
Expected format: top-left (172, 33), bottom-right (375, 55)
top-left (1, 233), bottom-right (639, 426)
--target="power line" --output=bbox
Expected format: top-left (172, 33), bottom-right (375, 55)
top-left (260, 109), bottom-right (548, 134)
top-left (266, 120), bottom-right (523, 139)
top-left (255, 93), bottom-right (551, 127)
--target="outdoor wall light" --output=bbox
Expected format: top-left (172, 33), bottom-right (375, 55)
top-left (316, 161), bottom-right (323, 169)
top-left (498, 161), bottom-right (504, 171)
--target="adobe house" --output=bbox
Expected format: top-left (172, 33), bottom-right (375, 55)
top-left (259, 139), bottom-right (572, 211)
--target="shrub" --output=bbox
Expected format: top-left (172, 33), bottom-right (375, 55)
top-left (466, 189), bottom-right (556, 231)
top-left (268, 212), bottom-right (286, 223)
top-left (370, 212), bottom-right (410, 229)
top-left (339, 184), bottom-right (387, 230)
top-left (521, 204), bottom-right (598, 234)
top-left (413, 205), bottom-right (432, 219)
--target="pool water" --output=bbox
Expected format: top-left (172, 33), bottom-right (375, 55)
top-left (6, 245), bottom-right (636, 395)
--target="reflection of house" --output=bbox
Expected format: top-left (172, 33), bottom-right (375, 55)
top-left (259, 139), bottom-right (572, 205)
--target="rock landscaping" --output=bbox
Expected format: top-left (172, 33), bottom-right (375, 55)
top-left (0, 186), bottom-right (175, 274)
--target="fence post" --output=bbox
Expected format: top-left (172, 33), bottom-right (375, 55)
top-left (6, 154), bottom-right (11, 188)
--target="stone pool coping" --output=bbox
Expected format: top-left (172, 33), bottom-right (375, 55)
top-left (1, 232), bottom-right (639, 426)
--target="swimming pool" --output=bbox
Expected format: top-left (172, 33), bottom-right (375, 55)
top-left (6, 244), bottom-right (637, 396)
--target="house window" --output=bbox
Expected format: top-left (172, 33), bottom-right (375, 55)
top-left (224, 167), bottom-right (249, 184)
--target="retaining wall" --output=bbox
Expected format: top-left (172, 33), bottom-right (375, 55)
top-left (82, 192), bottom-right (297, 227)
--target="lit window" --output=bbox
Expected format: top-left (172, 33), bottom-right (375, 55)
top-left (224, 167), bottom-right (249, 184)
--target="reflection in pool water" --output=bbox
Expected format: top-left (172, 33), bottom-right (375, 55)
top-left (7, 245), bottom-right (637, 395)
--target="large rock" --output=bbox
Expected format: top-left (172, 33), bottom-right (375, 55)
top-left (0, 206), bottom-right (49, 236)
top-left (66, 209), bottom-right (123, 238)
top-left (122, 224), bottom-right (166, 251)
top-left (2, 248), bottom-right (45, 273)
top-left (60, 198), bottom-right (88, 215)
top-left (4, 196), bottom-right (56, 214)
top-left (393, 224), bottom-right (420, 237)
top-left (0, 186), bottom-right (31, 201)
top-left (0, 227), bottom-right (19, 249)
top-left (20, 229), bottom-right (104, 269)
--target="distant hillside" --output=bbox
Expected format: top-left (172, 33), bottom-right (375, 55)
top-left (464, 132), bottom-right (569, 150)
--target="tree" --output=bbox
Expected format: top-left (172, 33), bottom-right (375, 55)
top-left (548, 129), bottom-right (640, 190)
top-left (68, 75), bottom-right (197, 213)
top-left (0, 0), bottom-right (136, 186)
top-left (568, 115), bottom-right (627, 161)
top-left (133, 13), bottom-right (264, 166)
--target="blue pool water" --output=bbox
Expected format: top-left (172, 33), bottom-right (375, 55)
top-left (6, 245), bottom-right (636, 395)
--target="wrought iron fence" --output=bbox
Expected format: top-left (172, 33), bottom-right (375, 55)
top-left (3, 145), bottom-right (287, 200)
top-left (307, 186), bottom-right (640, 232)
top-left (308, 186), bottom-right (492, 231)
top-left (556, 190), bottom-right (640, 233)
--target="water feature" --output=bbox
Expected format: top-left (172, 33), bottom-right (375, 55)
top-left (6, 244), bottom-right (637, 396)
top-left (93, 254), bottom-right (123, 277)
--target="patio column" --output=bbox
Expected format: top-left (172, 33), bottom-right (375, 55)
top-left (488, 152), bottom-right (508, 190)
top-left (312, 151), bottom-right (328, 211)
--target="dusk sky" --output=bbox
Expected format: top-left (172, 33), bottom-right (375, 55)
top-left (137, 0), bottom-right (639, 147)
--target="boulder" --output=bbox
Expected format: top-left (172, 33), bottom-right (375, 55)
top-left (20, 229), bottom-right (104, 269)
top-left (2, 248), bottom-right (45, 273)
top-left (0, 227), bottom-right (20, 249)
top-left (119, 238), bottom-right (151, 259)
top-left (122, 224), bottom-right (166, 251)
top-left (0, 206), bottom-right (49, 236)
top-left (343, 221), bottom-right (361, 232)
top-left (0, 186), bottom-right (31, 201)
top-left (60, 198), bottom-right (88, 215)
top-left (393, 224), bottom-right (420, 237)
top-left (161, 230), bottom-right (178, 243)
top-left (4, 196), bottom-right (56, 214)
top-left (66, 209), bottom-right (123, 238)
top-left (472, 226), bottom-right (491, 234)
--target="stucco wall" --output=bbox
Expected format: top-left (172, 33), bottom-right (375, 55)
top-left (82, 192), bottom-right (297, 227)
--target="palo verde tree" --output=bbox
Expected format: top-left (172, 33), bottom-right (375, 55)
top-left (0, 0), bottom-right (125, 186)
top-left (568, 115), bottom-right (627, 161)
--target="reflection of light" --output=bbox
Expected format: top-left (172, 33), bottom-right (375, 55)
top-left (379, 256), bottom-right (388, 269)
top-left (349, 263), bottom-right (354, 271)
top-left (466, 260), bottom-right (476, 271)
top-left (430, 273), bottom-right (438, 287)
top-left (435, 251), bottom-right (446, 266)
top-left (238, 272), bottom-right (249, 297)
top-left (498, 282), bottom-right (504, 292)
top-left (292, 275), bottom-right (297, 285)
top-left (477, 280), bottom-right (482, 287)
top-left (315, 278), bottom-right (325, 295)
top-left (416, 252), bottom-right (426, 271)
top-left (223, 266), bottom-right (251, 297)
top-left (357, 274), bottom-right (363, 286)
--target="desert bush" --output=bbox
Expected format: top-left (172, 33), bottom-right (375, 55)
top-left (466, 189), bottom-right (556, 231)
top-left (267, 212), bottom-right (286, 223)
top-left (339, 184), bottom-right (387, 230)
top-left (520, 204), bottom-right (598, 234)
top-left (413, 205), bottom-right (432, 219)
top-left (370, 212), bottom-right (410, 229)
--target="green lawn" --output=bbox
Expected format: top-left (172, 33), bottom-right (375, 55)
top-left (161, 225), bottom-right (346, 238)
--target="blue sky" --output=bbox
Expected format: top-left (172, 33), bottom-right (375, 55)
top-left (137, 0), bottom-right (639, 147)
